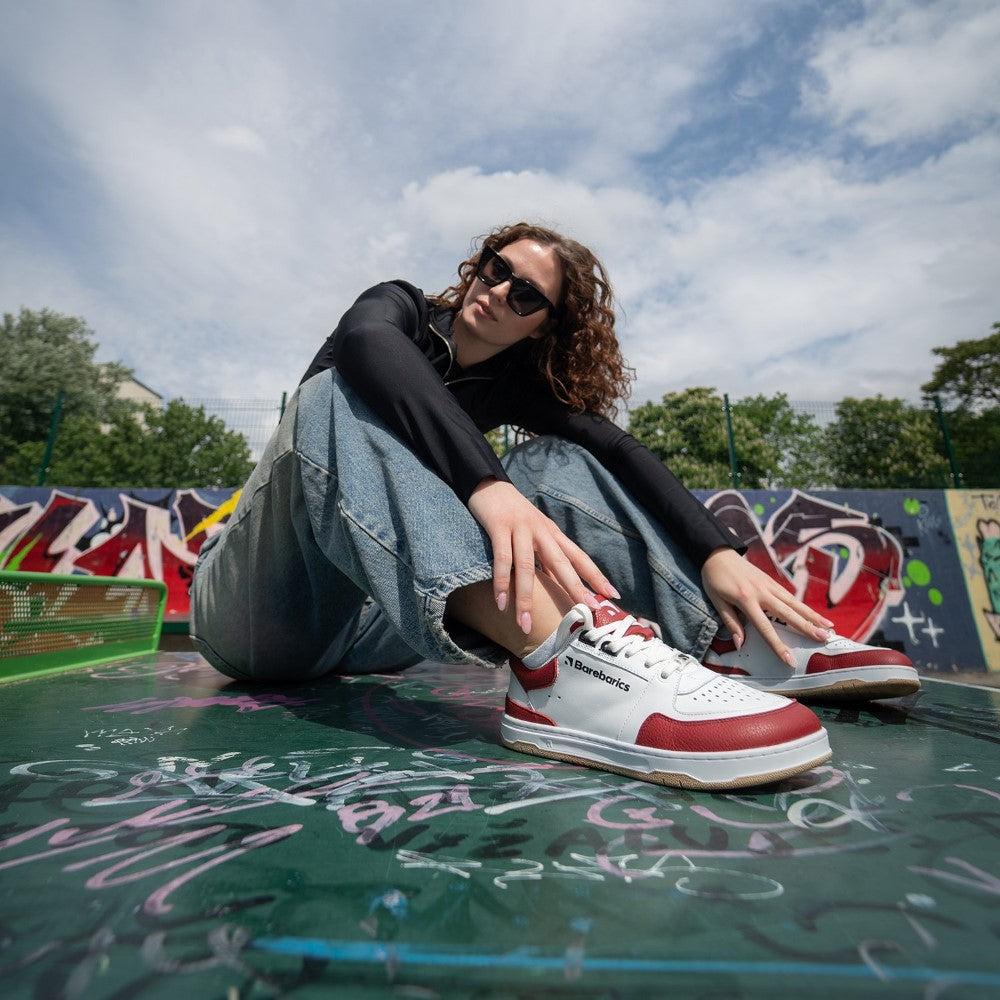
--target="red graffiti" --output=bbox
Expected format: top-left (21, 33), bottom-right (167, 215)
top-left (2, 487), bottom-right (907, 639)
top-left (0, 499), bottom-right (43, 555)
top-left (706, 490), bottom-right (905, 642)
top-left (60, 498), bottom-right (198, 618)
top-left (0, 492), bottom-right (98, 573)
top-left (0, 489), bottom-right (235, 619)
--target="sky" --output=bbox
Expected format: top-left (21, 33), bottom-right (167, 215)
top-left (2, 0), bottom-right (998, 415)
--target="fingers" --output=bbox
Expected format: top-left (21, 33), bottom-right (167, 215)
top-left (536, 533), bottom-right (616, 610)
top-left (713, 602), bottom-right (745, 649)
top-left (764, 588), bottom-right (834, 641)
top-left (511, 522), bottom-right (538, 634)
top-left (496, 519), bottom-right (617, 633)
top-left (701, 548), bottom-right (834, 662)
top-left (743, 605), bottom-right (795, 666)
top-left (468, 478), bottom-right (620, 634)
top-left (802, 603), bottom-right (836, 631)
top-left (510, 523), bottom-right (620, 633)
top-left (736, 585), bottom-right (828, 662)
top-left (491, 539), bottom-right (512, 613)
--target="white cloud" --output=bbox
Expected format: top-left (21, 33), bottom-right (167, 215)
top-left (208, 126), bottom-right (267, 154)
top-left (620, 132), bottom-right (1000, 406)
top-left (380, 130), bottom-right (1000, 411)
top-left (805, 0), bottom-right (1000, 145)
top-left (0, 0), bottom-right (996, 419)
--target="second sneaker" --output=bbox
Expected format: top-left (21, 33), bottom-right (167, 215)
top-left (501, 599), bottom-right (831, 791)
top-left (702, 620), bottom-right (921, 700)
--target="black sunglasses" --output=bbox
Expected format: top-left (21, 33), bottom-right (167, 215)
top-left (475, 246), bottom-right (557, 317)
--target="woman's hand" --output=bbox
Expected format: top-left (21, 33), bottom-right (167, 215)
top-left (467, 478), bottom-right (616, 633)
top-left (701, 547), bottom-right (835, 664)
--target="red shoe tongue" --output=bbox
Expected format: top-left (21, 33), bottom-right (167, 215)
top-left (591, 599), bottom-right (654, 639)
top-left (591, 599), bottom-right (628, 627)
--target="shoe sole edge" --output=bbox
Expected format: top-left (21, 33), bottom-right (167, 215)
top-left (500, 717), bottom-right (832, 791)
top-left (746, 672), bottom-right (921, 701)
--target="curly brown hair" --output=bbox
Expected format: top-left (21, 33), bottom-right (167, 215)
top-left (430, 222), bottom-right (633, 418)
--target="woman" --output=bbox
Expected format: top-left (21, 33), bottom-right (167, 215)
top-left (190, 222), bottom-right (918, 790)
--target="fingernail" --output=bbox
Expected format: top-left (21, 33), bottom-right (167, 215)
top-left (782, 651), bottom-right (795, 667)
top-left (496, 592), bottom-right (507, 612)
top-left (584, 593), bottom-right (602, 609)
top-left (520, 612), bottom-right (532, 635)
top-left (606, 585), bottom-right (621, 600)
top-left (734, 633), bottom-right (743, 650)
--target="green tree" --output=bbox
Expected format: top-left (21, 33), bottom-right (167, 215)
top-left (3, 412), bottom-right (140, 487)
top-left (921, 324), bottom-right (1000, 488)
top-left (2, 308), bottom-right (255, 487)
top-left (0, 308), bottom-right (131, 469)
top-left (142, 400), bottom-right (255, 487)
top-left (627, 387), bottom-right (830, 490)
top-left (937, 406), bottom-right (1000, 488)
top-left (732, 393), bottom-right (830, 488)
top-left (825, 396), bottom-right (948, 489)
top-left (628, 387), bottom-right (728, 489)
top-left (4, 401), bottom-right (254, 488)
top-left (485, 425), bottom-right (514, 457)
top-left (628, 387), bottom-right (763, 489)
top-left (921, 323), bottom-right (1000, 410)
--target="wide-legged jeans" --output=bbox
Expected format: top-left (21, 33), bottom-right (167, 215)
top-left (189, 369), bottom-right (720, 681)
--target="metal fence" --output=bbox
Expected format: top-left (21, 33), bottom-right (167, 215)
top-left (719, 394), bottom-right (995, 490)
top-left (183, 393), bottom-right (995, 489)
top-left (21, 390), bottom-right (996, 489)
top-left (182, 395), bottom-right (287, 462)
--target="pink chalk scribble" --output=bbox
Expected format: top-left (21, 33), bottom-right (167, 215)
top-left (84, 693), bottom-right (315, 715)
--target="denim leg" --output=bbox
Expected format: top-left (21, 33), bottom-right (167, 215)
top-left (502, 436), bottom-right (721, 659)
top-left (333, 599), bottom-right (426, 676)
top-left (190, 370), bottom-right (504, 681)
top-left (189, 387), bottom-right (361, 681)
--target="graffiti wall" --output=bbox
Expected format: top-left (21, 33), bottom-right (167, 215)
top-left (0, 487), bottom-right (236, 621)
top-left (704, 488), bottom-right (1000, 674)
top-left (944, 491), bottom-right (1000, 668)
top-left (2, 485), bottom-right (998, 673)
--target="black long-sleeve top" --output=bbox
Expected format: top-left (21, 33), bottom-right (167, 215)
top-left (301, 280), bottom-right (737, 567)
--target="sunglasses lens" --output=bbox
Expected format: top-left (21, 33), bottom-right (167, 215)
top-left (478, 248), bottom-right (510, 286)
top-left (507, 285), bottom-right (548, 316)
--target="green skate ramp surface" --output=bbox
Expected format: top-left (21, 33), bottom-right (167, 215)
top-left (0, 653), bottom-right (997, 998)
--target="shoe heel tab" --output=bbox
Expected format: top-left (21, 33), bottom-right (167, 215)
top-left (509, 655), bottom-right (558, 692)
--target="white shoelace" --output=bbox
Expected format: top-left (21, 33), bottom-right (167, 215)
top-left (581, 614), bottom-right (693, 675)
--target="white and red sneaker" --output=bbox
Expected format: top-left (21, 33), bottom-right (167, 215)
top-left (703, 621), bottom-right (921, 700)
top-left (501, 600), bottom-right (831, 790)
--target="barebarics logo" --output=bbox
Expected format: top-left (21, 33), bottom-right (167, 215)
top-left (565, 656), bottom-right (631, 692)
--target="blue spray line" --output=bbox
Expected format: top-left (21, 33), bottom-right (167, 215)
top-left (253, 936), bottom-right (1000, 987)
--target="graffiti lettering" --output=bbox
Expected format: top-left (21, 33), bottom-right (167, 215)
top-left (0, 488), bottom-right (235, 618)
top-left (84, 693), bottom-right (315, 715)
top-left (978, 519), bottom-right (1000, 640)
top-left (4, 486), bottom-right (999, 672)
top-left (0, 799), bottom-right (302, 916)
top-left (0, 492), bottom-right (98, 574)
top-left (706, 490), bottom-right (905, 642)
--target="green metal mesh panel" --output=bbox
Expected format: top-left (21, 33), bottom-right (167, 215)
top-left (0, 571), bottom-right (166, 682)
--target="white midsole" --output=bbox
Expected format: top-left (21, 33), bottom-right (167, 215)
top-left (500, 715), bottom-right (831, 784)
top-left (737, 665), bottom-right (919, 692)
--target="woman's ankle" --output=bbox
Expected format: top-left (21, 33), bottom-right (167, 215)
top-left (446, 577), bottom-right (567, 659)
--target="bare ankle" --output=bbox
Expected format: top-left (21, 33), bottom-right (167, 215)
top-left (446, 577), bottom-right (567, 659)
